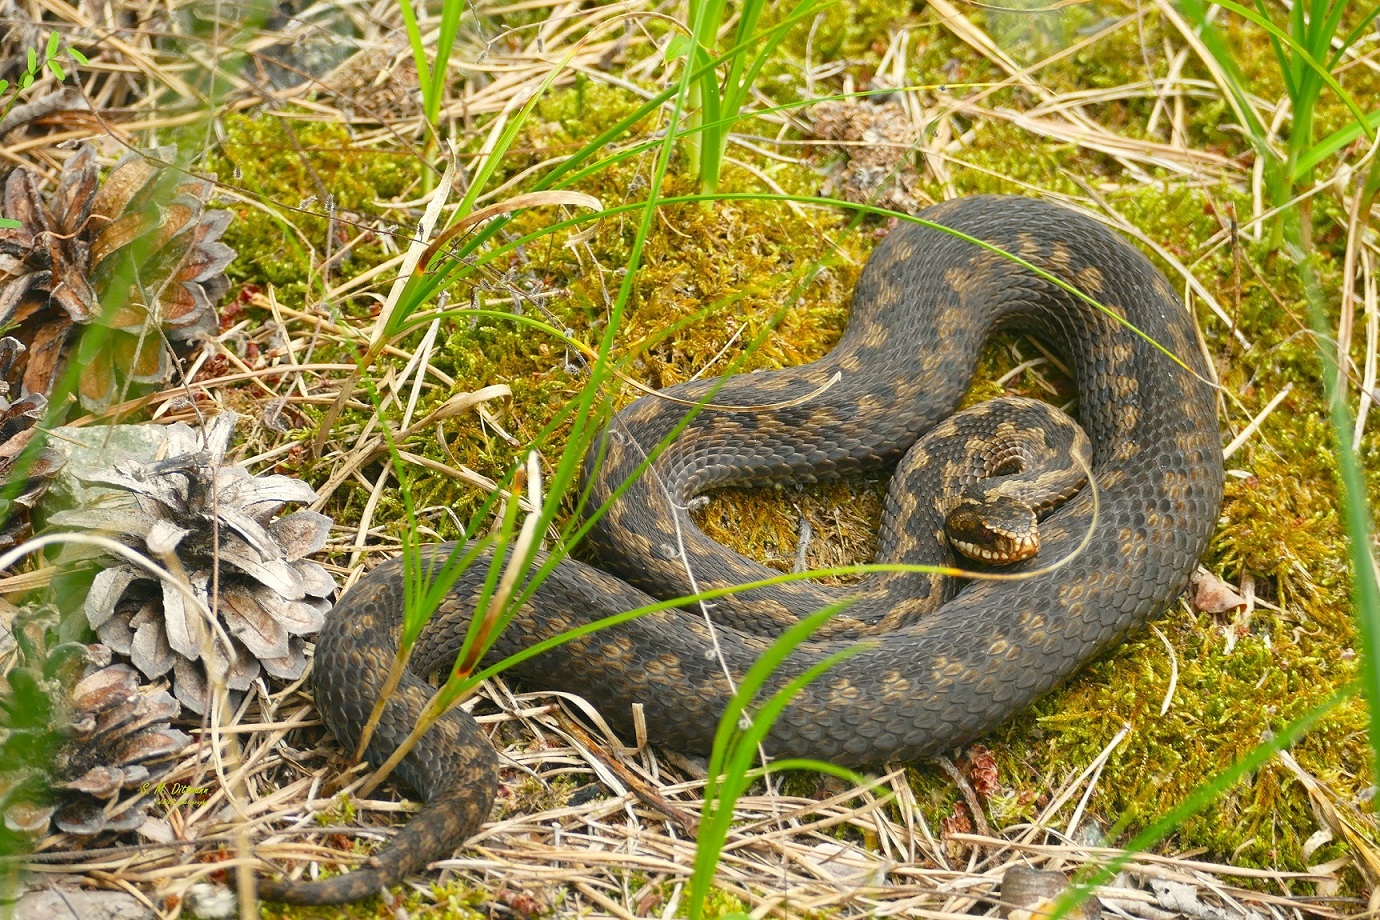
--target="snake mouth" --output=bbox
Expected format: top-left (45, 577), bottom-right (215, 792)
top-left (948, 533), bottom-right (1040, 564)
top-left (944, 495), bottom-right (1041, 565)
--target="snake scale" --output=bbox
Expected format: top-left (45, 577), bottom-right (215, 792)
top-left (259, 196), bottom-right (1224, 905)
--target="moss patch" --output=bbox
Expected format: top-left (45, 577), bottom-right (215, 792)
top-left (196, 114), bottom-right (417, 309)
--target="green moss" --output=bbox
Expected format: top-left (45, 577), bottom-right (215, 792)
top-left (193, 113), bottom-right (416, 308)
top-left (259, 878), bottom-right (489, 920)
top-left (680, 888), bottom-right (751, 920)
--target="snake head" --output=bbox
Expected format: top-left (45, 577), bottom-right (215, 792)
top-left (944, 492), bottom-right (1040, 564)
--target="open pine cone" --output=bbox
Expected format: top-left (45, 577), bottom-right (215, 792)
top-left (0, 144), bottom-right (236, 411)
top-left (48, 412), bottom-right (335, 714)
top-left (0, 605), bottom-right (189, 842)
top-left (0, 336), bottom-right (62, 553)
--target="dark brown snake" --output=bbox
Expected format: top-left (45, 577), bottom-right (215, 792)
top-left (258, 196), bottom-right (1224, 905)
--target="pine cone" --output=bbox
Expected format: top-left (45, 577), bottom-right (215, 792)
top-left (49, 412), bottom-right (336, 714)
top-left (0, 336), bottom-right (62, 553)
top-left (0, 144), bottom-right (236, 411)
top-left (0, 605), bottom-right (189, 842)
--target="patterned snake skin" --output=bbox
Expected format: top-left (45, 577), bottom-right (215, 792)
top-left (258, 196), bottom-right (1224, 904)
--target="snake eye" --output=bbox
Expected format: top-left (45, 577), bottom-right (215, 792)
top-left (945, 496), bottom-right (1040, 564)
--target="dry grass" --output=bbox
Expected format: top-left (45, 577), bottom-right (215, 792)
top-left (16, 671), bottom-right (1362, 918)
top-left (1, 0), bottom-right (1378, 916)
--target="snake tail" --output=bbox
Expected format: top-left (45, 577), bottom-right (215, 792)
top-left (257, 567), bottom-right (500, 905)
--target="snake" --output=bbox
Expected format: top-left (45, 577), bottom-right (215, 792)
top-left (258, 196), bottom-right (1224, 905)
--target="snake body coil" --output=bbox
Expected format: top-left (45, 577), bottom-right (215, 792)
top-left (260, 196), bottom-right (1224, 905)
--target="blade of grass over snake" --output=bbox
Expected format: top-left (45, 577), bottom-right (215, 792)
top-left (351, 382), bottom-right (515, 763)
top-left (690, 601), bottom-right (869, 920)
top-left (350, 2), bottom-right (714, 790)
top-left (356, 478), bottom-right (528, 793)
top-left (452, 454), bottom-right (546, 681)
top-left (462, 486), bottom-right (1101, 698)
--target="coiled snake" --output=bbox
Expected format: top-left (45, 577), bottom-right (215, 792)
top-left (259, 196), bottom-right (1224, 904)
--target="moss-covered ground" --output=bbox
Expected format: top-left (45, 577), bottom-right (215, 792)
top-left (170, 0), bottom-right (1380, 916)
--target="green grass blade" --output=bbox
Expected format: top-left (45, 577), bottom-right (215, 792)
top-left (1312, 0), bottom-right (1350, 70)
top-left (431, 0), bottom-right (464, 125)
top-left (1293, 234), bottom-right (1380, 765)
top-left (397, 0), bottom-right (433, 112)
top-left (688, 600), bottom-right (867, 919)
top-left (1203, 0), bottom-right (1373, 133)
top-left (1176, 0), bottom-right (1273, 151)
top-left (1333, 3), bottom-right (1380, 64)
top-left (1290, 108), bottom-right (1380, 184)
top-left (1251, 0), bottom-right (1294, 101)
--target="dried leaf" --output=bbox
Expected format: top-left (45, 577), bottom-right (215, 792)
top-left (6, 800), bottom-right (56, 835)
top-left (171, 656), bottom-right (209, 714)
top-left (90, 152), bottom-right (158, 221)
top-left (90, 209), bottom-right (159, 265)
top-left (216, 503), bottom-right (281, 560)
top-left (20, 313), bottom-right (71, 397)
top-left (95, 615), bottom-right (135, 656)
top-left (2, 168), bottom-right (50, 237)
top-left (160, 579), bottom-right (202, 661)
top-left (219, 535), bottom-right (305, 599)
top-left (111, 726), bottom-right (188, 766)
top-left (53, 799), bottom-right (107, 835)
top-left (217, 469), bottom-right (318, 520)
top-left (292, 561), bottom-right (336, 601)
top-left (51, 145), bottom-right (99, 236)
top-left (56, 764), bottom-right (124, 797)
top-left (260, 642), bottom-right (306, 681)
top-left (1191, 567), bottom-right (1246, 613)
top-left (270, 596), bottom-right (328, 638)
